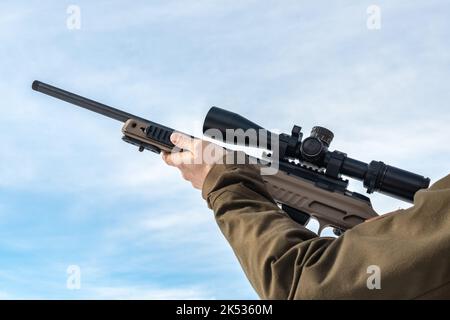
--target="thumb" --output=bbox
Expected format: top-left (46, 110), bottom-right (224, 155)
top-left (170, 132), bottom-right (195, 151)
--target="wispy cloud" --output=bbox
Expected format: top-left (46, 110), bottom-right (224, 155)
top-left (86, 285), bottom-right (211, 300)
top-left (0, 0), bottom-right (448, 299)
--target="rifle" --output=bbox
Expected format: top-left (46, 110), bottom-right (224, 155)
top-left (31, 80), bottom-right (430, 234)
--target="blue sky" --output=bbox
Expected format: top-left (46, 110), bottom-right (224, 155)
top-left (0, 0), bottom-right (449, 299)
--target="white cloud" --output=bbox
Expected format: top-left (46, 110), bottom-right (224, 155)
top-left (86, 285), bottom-right (211, 300)
top-left (0, 0), bottom-right (449, 300)
top-left (103, 203), bottom-right (222, 250)
top-left (0, 291), bottom-right (13, 299)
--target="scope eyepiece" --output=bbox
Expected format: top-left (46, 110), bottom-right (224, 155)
top-left (363, 161), bottom-right (431, 201)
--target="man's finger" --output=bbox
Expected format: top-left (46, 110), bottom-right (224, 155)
top-left (170, 132), bottom-right (195, 151)
top-left (162, 150), bottom-right (193, 167)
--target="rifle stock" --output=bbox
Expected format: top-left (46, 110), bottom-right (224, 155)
top-left (263, 170), bottom-right (378, 233)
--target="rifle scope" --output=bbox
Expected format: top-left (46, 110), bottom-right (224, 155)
top-left (203, 107), bottom-right (430, 202)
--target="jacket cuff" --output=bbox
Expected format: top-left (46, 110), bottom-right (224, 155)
top-left (201, 162), bottom-right (236, 201)
top-left (201, 151), bottom-right (250, 201)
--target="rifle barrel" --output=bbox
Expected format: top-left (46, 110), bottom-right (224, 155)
top-left (32, 80), bottom-right (149, 123)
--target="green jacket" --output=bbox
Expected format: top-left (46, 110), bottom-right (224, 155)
top-left (202, 163), bottom-right (450, 299)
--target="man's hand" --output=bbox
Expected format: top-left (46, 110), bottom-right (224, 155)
top-left (162, 132), bottom-right (226, 189)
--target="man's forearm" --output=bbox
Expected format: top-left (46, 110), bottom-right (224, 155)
top-left (202, 162), bottom-right (450, 299)
top-left (202, 162), bottom-right (330, 299)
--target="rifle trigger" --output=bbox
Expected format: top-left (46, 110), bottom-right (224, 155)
top-left (281, 204), bottom-right (310, 226)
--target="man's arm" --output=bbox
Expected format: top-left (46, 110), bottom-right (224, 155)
top-left (202, 161), bottom-right (333, 299)
top-left (163, 133), bottom-right (450, 299)
top-left (162, 133), bottom-right (338, 298)
top-left (201, 162), bottom-right (450, 299)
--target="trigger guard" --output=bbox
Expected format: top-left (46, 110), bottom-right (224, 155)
top-left (316, 219), bottom-right (344, 236)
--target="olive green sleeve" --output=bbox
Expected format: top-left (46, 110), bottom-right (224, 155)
top-left (202, 162), bottom-right (333, 299)
top-left (202, 162), bottom-right (450, 300)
